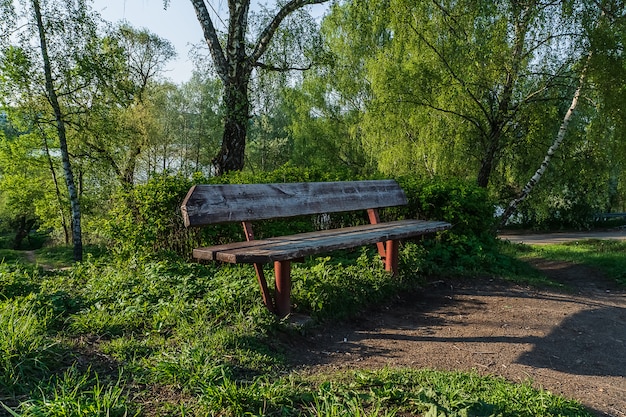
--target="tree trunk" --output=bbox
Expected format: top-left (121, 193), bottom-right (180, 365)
top-left (122, 145), bottom-right (141, 187)
top-left (499, 55), bottom-right (590, 228)
top-left (33, 0), bottom-right (82, 261)
top-left (189, 0), bottom-right (328, 176)
top-left (40, 125), bottom-right (70, 244)
top-left (477, 137), bottom-right (500, 188)
top-left (13, 215), bottom-right (28, 250)
top-left (213, 79), bottom-right (250, 175)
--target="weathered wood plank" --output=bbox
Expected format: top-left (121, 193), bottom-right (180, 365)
top-left (192, 219), bottom-right (451, 263)
top-left (181, 180), bottom-right (407, 227)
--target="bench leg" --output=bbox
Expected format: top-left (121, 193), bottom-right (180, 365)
top-left (367, 209), bottom-right (387, 260)
top-left (253, 264), bottom-right (276, 314)
top-left (385, 240), bottom-right (399, 276)
top-left (274, 261), bottom-right (292, 318)
top-left (242, 221), bottom-right (277, 314)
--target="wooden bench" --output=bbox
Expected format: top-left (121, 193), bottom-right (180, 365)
top-left (181, 180), bottom-right (451, 317)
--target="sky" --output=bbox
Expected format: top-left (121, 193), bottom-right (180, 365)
top-left (92, 0), bottom-right (209, 84)
top-left (92, 0), bottom-right (329, 84)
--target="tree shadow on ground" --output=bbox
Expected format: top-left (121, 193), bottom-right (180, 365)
top-left (516, 306), bottom-right (626, 377)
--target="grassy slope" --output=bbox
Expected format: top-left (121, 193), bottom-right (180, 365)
top-left (2, 240), bottom-right (619, 416)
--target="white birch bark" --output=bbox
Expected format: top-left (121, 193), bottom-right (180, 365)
top-left (33, 0), bottom-right (83, 261)
top-left (499, 53), bottom-right (591, 228)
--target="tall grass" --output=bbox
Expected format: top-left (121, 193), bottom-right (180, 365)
top-left (190, 369), bottom-right (591, 416)
top-left (0, 300), bottom-right (57, 395)
top-left (2, 368), bottom-right (135, 417)
top-left (0, 244), bottom-right (597, 416)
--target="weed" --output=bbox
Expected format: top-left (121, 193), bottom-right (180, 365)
top-left (0, 300), bottom-right (58, 394)
top-left (0, 247), bottom-right (597, 416)
top-left (3, 367), bottom-right (136, 417)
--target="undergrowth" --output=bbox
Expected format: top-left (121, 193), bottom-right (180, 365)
top-left (0, 246), bottom-right (596, 416)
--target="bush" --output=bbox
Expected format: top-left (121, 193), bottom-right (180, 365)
top-left (101, 173), bottom-right (202, 260)
top-left (102, 168), bottom-right (497, 277)
top-left (394, 176), bottom-right (499, 275)
top-left (101, 166), bottom-right (346, 259)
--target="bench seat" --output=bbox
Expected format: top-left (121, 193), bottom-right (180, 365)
top-left (194, 219), bottom-right (451, 263)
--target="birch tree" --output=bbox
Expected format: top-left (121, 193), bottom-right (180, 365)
top-left (180, 0), bottom-right (329, 175)
top-left (33, 0), bottom-right (85, 260)
top-left (499, 4), bottom-right (626, 225)
top-left (499, 55), bottom-right (590, 227)
top-left (0, 0), bottom-right (101, 260)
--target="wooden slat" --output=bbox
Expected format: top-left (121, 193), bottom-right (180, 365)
top-left (181, 180), bottom-right (407, 227)
top-left (192, 219), bottom-right (451, 263)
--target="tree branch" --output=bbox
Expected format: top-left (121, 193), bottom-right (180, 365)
top-left (254, 61), bottom-right (312, 71)
top-left (189, 0), bottom-right (229, 82)
top-left (249, 0), bottom-right (328, 65)
top-left (396, 95), bottom-right (486, 136)
top-left (406, 16), bottom-right (492, 126)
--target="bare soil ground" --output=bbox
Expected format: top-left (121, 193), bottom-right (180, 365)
top-left (286, 260), bottom-right (626, 417)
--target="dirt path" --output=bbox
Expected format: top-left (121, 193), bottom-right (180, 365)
top-left (22, 250), bottom-right (58, 271)
top-left (287, 261), bottom-right (626, 417)
top-left (23, 250), bottom-right (37, 264)
top-left (499, 229), bottom-right (626, 245)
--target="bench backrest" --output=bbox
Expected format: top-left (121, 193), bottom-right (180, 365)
top-left (181, 180), bottom-right (407, 227)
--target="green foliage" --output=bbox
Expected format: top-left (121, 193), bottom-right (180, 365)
top-left (33, 245), bottom-right (104, 269)
top-left (102, 167), bottom-right (347, 259)
top-left (337, 368), bottom-right (592, 417)
top-left (393, 177), bottom-right (499, 275)
top-left (291, 251), bottom-right (405, 320)
top-left (397, 177), bottom-right (495, 237)
top-left (4, 368), bottom-right (135, 417)
top-left (0, 263), bottom-right (41, 299)
top-left (320, 0), bottom-right (585, 190)
top-left (68, 260), bottom-right (222, 335)
top-left (191, 368), bottom-right (591, 416)
top-left (0, 132), bottom-right (50, 249)
top-left (507, 106), bottom-right (615, 230)
top-left (102, 169), bottom-right (496, 280)
top-left (0, 249), bottom-right (27, 263)
top-left (0, 247), bottom-right (595, 416)
top-left (101, 173), bottom-right (201, 259)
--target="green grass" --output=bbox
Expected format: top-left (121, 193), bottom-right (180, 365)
top-left (189, 368), bottom-right (591, 416)
top-left (1, 367), bottom-right (135, 417)
top-left (0, 300), bottom-right (59, 394)
top-left (508, 239), bottom-right (626, 287)
top-left (0, 245), bottom-right (104, 270)
top-left (0, 249), bottom-right (28, 264)
top-left (34, 245), bottom-right (106, 269)
top-left (0, 243), bottom-right (597, 416)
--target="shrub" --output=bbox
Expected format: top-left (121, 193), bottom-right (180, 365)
top-left (394, 176), bottom-right (499, 275)
top-left (100, 173), bottom-right (201, 260)
top-left (101, 166), bottom-right (346, 259)
top-left (102, 168), bottom-right (497, 277)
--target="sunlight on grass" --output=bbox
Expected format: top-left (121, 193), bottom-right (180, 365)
top-left (33, 245), bottom-right (105, 269)
top-left (0, 249), bottom-right (28, 264)
top-left (0, 249), bottom-right (598, 416)
top-left (510, 239), bottom-right (626, 287)
top-left (191, 368), bottom-right (592, 416)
